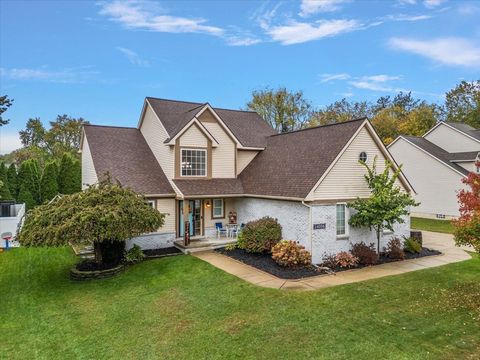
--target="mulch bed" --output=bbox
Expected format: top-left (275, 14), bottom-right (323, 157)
top-left (143, 247), bottom-right (182, 258)
top-left (216, 247), bottom-right (442, 280)
top-left (76, 260), bottom-right (120, 271)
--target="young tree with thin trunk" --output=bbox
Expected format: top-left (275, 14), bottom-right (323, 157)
top-left (18, 179), bottom-right (165, 266)
top-left (348, 158), bottom-right (418, 256)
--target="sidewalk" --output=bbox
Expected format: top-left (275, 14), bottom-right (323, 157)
top-left (193, 230), bottom-right (472, 291)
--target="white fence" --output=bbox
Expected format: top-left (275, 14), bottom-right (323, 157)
top-left (0, 203), bottom-right (25, 248)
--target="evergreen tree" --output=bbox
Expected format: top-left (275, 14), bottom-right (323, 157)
top-left (58, 153), bottom-right (81, 194)
top-left (40, 161), bottom-right (59, 203)
top-left (0, 162), bottom-right (13, 200)
top-left (17, 159), bottom-right (41, 208)
top-left (7, 163), bottom-right (18, 199)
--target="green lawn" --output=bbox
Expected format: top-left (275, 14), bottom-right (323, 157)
top-left (411, 217), bottom-right (455, 234)
top-left (1, 248), bottom-right (479, 360)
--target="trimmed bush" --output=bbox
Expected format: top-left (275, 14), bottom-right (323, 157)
top-left (271, 240), bottom-right (311, 267)
top-left (404, 237), bottom-right (422, 254)
top-left (384, 238), bottom-right (405, 260)
top-left (321, 253), bottom-right (337, 269)
top-left (335, 252), bottom-right (358, 268)
top-left (237, 217), bottom-right (282, 253)
top-left (124, 245), bottom-right (145, 264)
top-left (351, 242), bottom-right (378, 265)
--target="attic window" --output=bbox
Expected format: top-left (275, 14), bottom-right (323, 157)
top-left (359, 152), bottom-right (368, 162)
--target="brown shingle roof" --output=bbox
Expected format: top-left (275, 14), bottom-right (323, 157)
top-left (239, 118), bottom-right (366, 199)
top-left (173, 178), bottom-right (244, 197)
top-left (146, 97), bottom-right (275, 148)
top-left (83, 125), bottom-right (175, 195)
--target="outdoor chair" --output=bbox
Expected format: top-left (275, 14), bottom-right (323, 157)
top-left (215, 222), bottom-right (227, 239)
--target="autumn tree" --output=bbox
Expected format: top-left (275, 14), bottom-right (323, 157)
top-left (453, 162), bottom-right (480, 252)
top-left (246, 87), bottom-right (312, 133)
top-left (309, 98), bottom-right (372, 126)
top-left (19, 118), bottom-right (46, 147)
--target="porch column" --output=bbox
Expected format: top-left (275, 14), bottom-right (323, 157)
top-left (182, 199), bottom-right (190, 245)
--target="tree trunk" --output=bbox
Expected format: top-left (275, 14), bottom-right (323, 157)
top-left (376, 227), bottom-right (381, 259)
top-left (93, 241), bottom-right (103, 263)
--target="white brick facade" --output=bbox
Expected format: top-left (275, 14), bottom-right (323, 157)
top-left (235, 197), bottom-right (411, 264)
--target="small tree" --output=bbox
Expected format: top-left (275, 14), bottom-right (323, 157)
top-left (18, 179), bottom-right (165, 266)
top-left (40, 160), bottom-right (59, 203)
top-left (0, 162), bottom-right (13, 199)
top-left (17, 159), bottom-right (41, 208)
top-left (348, 158), bottom-right (418, 256)
top-left (58, 152), bottom-right (81, 194)
top-left (453, 162), bottom-right (480, 252)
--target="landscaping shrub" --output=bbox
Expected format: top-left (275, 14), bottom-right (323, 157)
top-left (384, 238), bottom-right (405, 260)
top-left (404, 237), bottom-right (422, 254)
top-left (335, 252), bottom-right (359, 268)
top-left (321, 253), bottom-right (337, 269)
top-left (237, 217), bottom-right (282, 253)
top-left (271, 240), bottom-right (311, 267)
top-left (351, 242), bottom-right (378, 265)
top-left (124, 245), bottom-right (145, 264)
top-left (225, 242), bottom-right (237, 251)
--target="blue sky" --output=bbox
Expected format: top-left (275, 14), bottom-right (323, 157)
top-left (1, 0), bottom-right (479, 153)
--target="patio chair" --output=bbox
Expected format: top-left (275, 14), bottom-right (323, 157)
top-left (231, 223), bottom-right (246, 239)
top-left (215, 222), bottom-right (227, 239)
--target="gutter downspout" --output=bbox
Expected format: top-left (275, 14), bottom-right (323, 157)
top-left (302, 200), bottom-right (313, 255)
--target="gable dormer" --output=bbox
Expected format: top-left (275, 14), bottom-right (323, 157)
top-left (424, 122), bottom-right (480, 152)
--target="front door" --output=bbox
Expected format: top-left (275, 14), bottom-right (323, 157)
top-left (179, 200), bottom-right (202, 237)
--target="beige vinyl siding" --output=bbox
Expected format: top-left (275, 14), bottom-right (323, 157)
top-left (389, 137), bottom-right (467, 217)
top-left (424, 123), bottom-right (480, 152)
top-left (81, 136), bottom-right (98, 189)
top-left (140, 104), bottom-right (175, 179)
top-left (197, 108), bottom-right (236, 178)
top-left (154, 198), bottom-right (176, 233)
top-left (203, 198), bottom-right (236, 231)
top-left (179, 123), bottom-right (208, 148)
top-left (237, 150), bottom-right (259, 175)
top-left (312, 127), bottom-right (403, 200)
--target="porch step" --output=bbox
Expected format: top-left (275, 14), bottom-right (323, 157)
top-left (174, 238), bottom-right (236, 254)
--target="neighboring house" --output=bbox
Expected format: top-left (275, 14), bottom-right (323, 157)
top-left (389, 121), bottom-right (480, 220)
top-left (80, 97), bottom-right (413, 263)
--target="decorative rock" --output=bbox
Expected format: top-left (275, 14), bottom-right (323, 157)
top-left (70, 264), bottom-right (125, 281)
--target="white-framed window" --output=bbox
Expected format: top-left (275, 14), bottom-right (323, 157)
top-left (212, 198), bottom-right (224, 218)
top-left (336, 203), bottom-right (349, 238)
top-left (146, 200), bottom-right (156, 209)
top-left (359, 151), bottom-right (368, 162)
top-left (181, 149), bottom-right (206, 177)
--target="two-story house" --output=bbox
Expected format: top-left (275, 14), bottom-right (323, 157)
top-left (389, 121), bottom-right (480, 220)
top-left (81, 97), bottom-right (413, 263)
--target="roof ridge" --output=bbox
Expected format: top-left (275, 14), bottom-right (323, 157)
top-left (270, 117), bottom-right (366, 137)
top-left (146, 96), bottom-right (258, 114)
top-left (84, 124), bottom-right (137, 130)
top-left (146, 96), bottom-right (203, 106)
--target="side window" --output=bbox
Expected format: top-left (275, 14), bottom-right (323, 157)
top-left (336, 203), bottom-right (348, 237)
top-left (212, 199), bottom-right (224, 218)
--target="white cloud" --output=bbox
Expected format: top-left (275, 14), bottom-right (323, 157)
top-left (98, 0), bottom-right (224, 36)
top-left (116, 47), bottom-right (149, 66)
top-left (0, 66), bottom-right (97, 83)
top-left (389, 37), bottom-right (480, 67)
top-left (320, 73), bottom-right (351, 82)
top-left (267, 19), bottom-right (361, 45)
top-left (225, 36), bottom-right (262, 46)
top-left (299, 0), bottom-right (349, 17)
top-left (424, 0), bottom-right (446, 8)
top-left (0, 132), bottom-right (21, 154)
top-left (384, 13), bottom-right (432, 21)
top-left (457, 3), bottom-right (480, 16)
top-left (361, 74), bottom-right (401, 82)
top-left (349, 81), bottom-right (404, 92)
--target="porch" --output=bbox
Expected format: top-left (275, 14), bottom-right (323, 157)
top-left (174, 236), bottom-right (236, 254)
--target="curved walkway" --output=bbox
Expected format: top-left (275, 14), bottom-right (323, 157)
top-left (193, 230), bottom-right (472, 291)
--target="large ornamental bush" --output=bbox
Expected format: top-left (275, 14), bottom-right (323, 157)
top-left (271, 240), bottom-right (311, 267)
top-left (237, 217), bottom-right (282, 253)
top-left (18, 178), bottom-right (165, 267)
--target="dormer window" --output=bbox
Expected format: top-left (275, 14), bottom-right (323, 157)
top-left (181, 149), bottom-right (206, 177)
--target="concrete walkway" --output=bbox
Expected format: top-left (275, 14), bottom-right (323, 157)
top-left (193, 231), bottom-right (472, 291)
